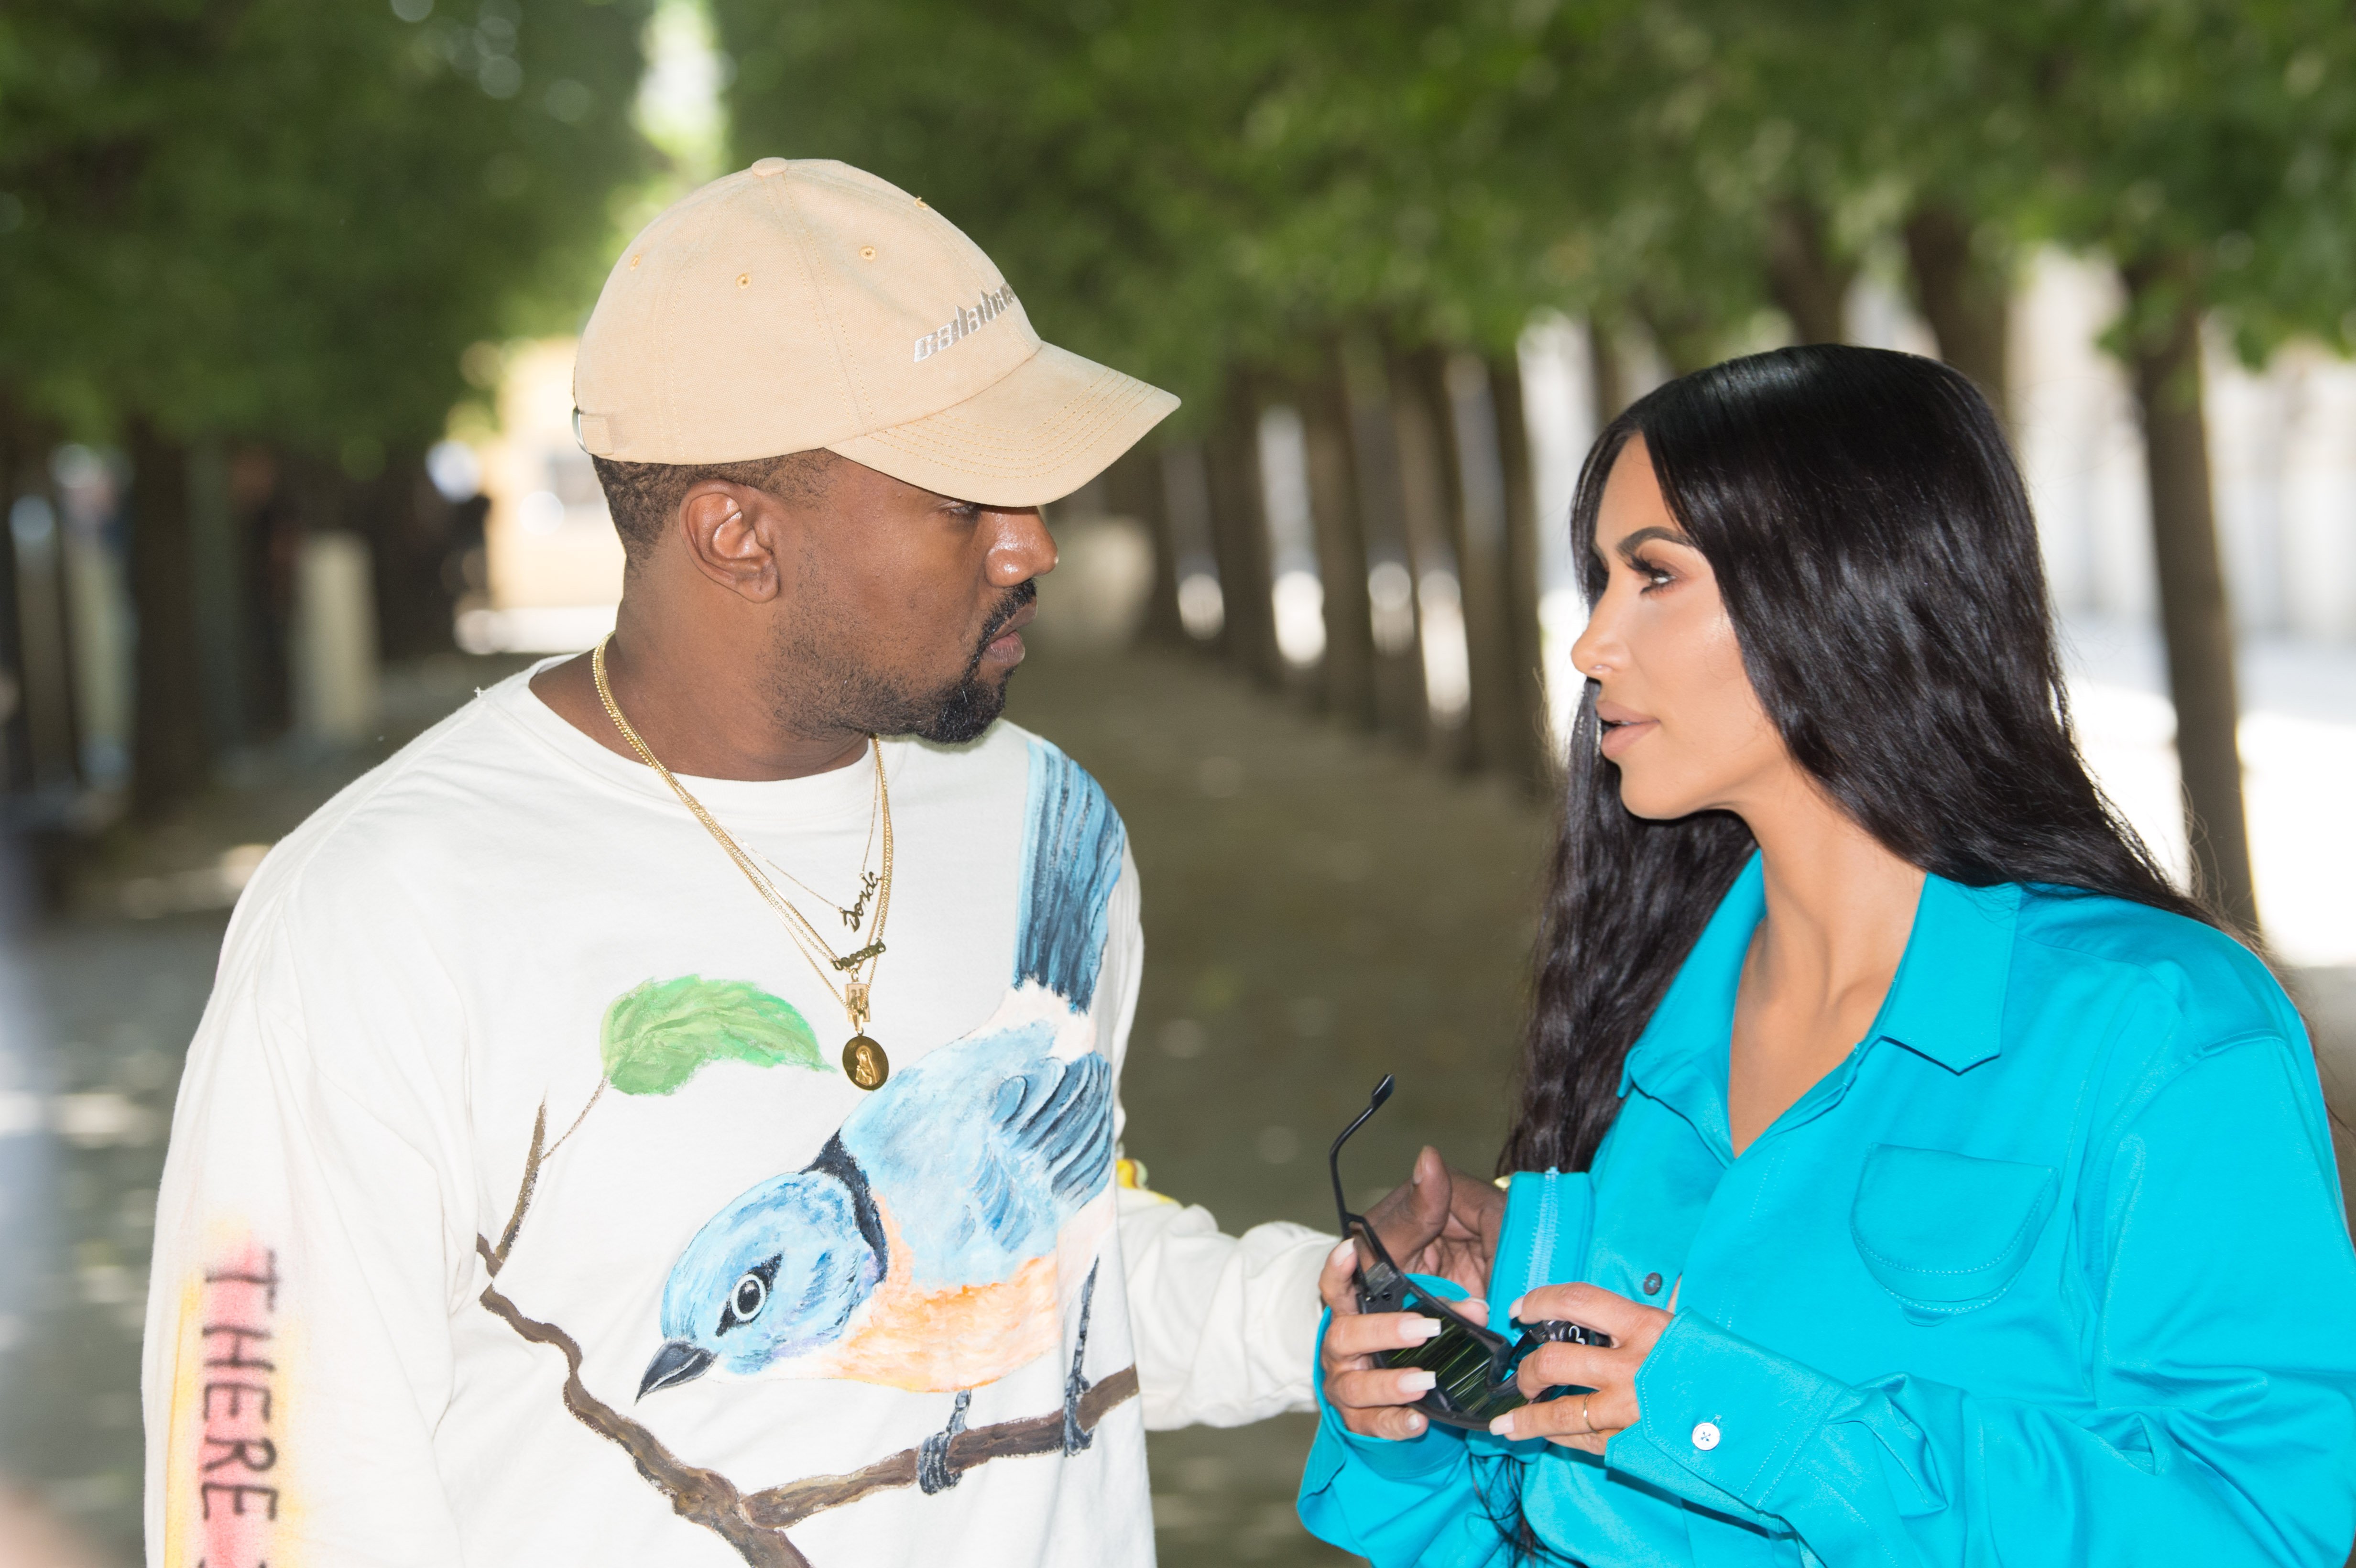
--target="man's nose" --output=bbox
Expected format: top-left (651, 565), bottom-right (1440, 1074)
top-left (985, 507), bottom-right (1057, 586)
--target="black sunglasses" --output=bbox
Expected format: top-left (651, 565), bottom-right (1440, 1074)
top-left (1330, 1074), bottom-right (1604, 1431)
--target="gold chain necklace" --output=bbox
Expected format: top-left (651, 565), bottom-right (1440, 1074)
top-left (755, 779), bottom-right (881, 932)
top-left (592, 636), bottom-right (894, 1089)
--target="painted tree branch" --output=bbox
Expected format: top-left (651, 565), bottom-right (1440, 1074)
top-left (484, 1103), bottom-right (546, 1275)
top-left (744, 1366), bottom-right (1141, 1530)
top-left (478, 1271), bottom-right (814, 1568)
top-left (475, 1222), bottom-right (1139, 1566)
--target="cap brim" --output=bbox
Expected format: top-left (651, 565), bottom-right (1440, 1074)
top-left (826, 342), bottom-right (1179, 508)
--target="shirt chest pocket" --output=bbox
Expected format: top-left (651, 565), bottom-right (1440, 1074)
top-left (1850, 1144), bottom-right (2060, 1326)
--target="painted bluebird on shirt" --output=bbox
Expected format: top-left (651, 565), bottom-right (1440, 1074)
top-left (639, 739), bottom-right (1125, 1400)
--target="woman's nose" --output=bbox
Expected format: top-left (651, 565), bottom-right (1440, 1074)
top-left (1570, 596), bottom-right (1614, 679)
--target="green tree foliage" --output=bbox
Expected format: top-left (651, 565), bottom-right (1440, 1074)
top-left (715, 0), bottom-right (1616, 413)
top-left (0, 0), bottom-right (655, 814)
top-left (724, 0), bottom-right (2356, 931)
top-left (0, 0), bottom-right (654, 452)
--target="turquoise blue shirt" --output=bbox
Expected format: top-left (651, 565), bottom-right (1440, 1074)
top-left (1299, 859), bottom-right (2356, 1566)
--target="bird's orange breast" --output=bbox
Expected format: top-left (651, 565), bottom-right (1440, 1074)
top-left (798, 1201), bottom-right (1061, 1391)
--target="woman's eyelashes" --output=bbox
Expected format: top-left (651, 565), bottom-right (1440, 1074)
top-left (1627, 553), bottom-right (1676, 592)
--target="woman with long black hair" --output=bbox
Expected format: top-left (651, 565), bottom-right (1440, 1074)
top-left (1300, 346), bottom-right (2356, 1566)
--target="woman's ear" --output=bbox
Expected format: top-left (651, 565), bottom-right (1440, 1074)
top-left (677, 481), bottom-right (783, 603)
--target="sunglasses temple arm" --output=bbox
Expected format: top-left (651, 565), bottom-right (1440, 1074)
top-left (1328, 1102), bottom-right (1381, 1239)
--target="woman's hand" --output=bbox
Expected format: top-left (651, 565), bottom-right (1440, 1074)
top-left (1490, 1283), bottom-right (1672, 1452)
top-left (1317, 1238), bottom-right (1477, 1441)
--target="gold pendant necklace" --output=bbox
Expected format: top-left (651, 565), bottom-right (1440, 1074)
top-left (756, 806), bottom-right (882, 932)
top-left (592, 636), bottom-right (893, 1089)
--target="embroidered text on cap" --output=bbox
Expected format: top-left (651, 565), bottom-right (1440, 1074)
top-left (914, 286), bottom-right (1017, 364)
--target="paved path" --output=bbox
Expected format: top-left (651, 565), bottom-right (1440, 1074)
top-left (1, 642), bottom-right (2347, 1567)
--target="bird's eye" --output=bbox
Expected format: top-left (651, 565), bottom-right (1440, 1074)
top-left (731, 1272), bottom-right (768, 1322)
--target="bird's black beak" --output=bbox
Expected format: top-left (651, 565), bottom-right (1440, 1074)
top-left (637, 1339), bottom-right (716, 1401)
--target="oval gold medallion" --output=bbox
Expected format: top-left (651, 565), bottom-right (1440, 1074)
top-left (842, 1035), bottom-right (889, 1090)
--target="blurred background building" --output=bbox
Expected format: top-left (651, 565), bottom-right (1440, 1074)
top-left (2, 0), bottom-right (2354, 1563)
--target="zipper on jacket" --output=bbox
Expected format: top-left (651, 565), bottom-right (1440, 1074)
top-left (1524, 1170), bottom-right (1560, 1307)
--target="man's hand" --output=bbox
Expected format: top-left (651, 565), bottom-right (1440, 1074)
top-left (1361, 1145), bottom-right (1505, 1301)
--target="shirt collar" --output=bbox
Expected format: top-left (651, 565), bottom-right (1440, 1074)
top-left (1870, 874), bottom-right (2018, 1073)
top-left (1618, 855), bottom-right (2019, 1112)
top-left (1614, 855), bottom-right (1764, 1152)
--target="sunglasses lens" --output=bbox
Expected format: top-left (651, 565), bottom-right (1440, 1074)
top-left (1378, 1290), bottom-right (1529, 1424)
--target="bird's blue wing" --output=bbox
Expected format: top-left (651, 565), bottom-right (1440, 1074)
top-left (990, 1045), bottom-right (1113, 1211)
top-left (841, 1027), bottom-right (1114, 1285)
top-left (1013, 740), bottom-right (1126, 1012)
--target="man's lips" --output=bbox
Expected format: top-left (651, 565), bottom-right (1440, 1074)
top-left (1595, 699), bottom-right (1657, 759)
top-left (982, 599), bottom-right (1037, 663)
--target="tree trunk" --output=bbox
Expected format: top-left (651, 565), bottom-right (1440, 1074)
top-left (0, 399), bottom-right (79, 793)
top-left (0, 422), bottom-right (29, 794)
top-left (186, 440), bottom-right (250, 750)
top-left (349, 452), bottom-right (460, 662)
top-left (1103, 443), bottom-right (1184, 647)
top-left (1300, 365), bottom-right (1377, 728)
top-left (233, 445), bottom-right (300, 739)
top-left (1489, 352), bottom-right (1553, 793)
top-left (127, 417), bottom-right (210, 817)
top-left (1632, 295), bottom-right (1723, 377)
top-left (1590, 313), bottom-right (1630, 425)
top-left (1389, 348), bottom-right (1470, 769)
top-left (1156, 440), bottom-right (1223, 655)
top-left (2118, 261), bottom-right (2257, 933)
top-left (1203, 383), bottom-right (1281, 688)
top-left (1335, 336), bottom-right (1426, 746)
top-left (1903, 205), bottom-right (2011, 423)
top-left (1765, 198), bottom-right (1856, 346)
top-left (1411, 346), bottom-right (1531, 778)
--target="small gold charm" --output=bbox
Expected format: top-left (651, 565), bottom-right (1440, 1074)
top-left (831, 940), bottom-right (886, 972)
top-left (842, 1035), bottom-right (889, 1090)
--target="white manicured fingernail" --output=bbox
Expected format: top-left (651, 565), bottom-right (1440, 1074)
top-left (1406, 1316), bottom-right (1444, 1343)
top-left (1506, 1295), bottom-right (1526, 1321)
top-left (1329, 1239), bottom-right (1356, 1267)
top-left (1461, 1298), bottom-right (1488, 1324)
top-left (1488, 1413), bottom-right (1516, 1437)
top-left (1401, 1370), bottom-right (1437, 1393)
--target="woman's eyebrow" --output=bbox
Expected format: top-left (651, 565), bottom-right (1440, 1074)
top-left (1612, 524), bottom-right (1695, 559)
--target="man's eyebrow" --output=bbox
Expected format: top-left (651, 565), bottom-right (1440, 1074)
top-left (1612, 524), bottom-right (1695, 559)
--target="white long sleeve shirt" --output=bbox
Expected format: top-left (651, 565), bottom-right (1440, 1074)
top-left (141, 665), bottom-right (1328, 1568)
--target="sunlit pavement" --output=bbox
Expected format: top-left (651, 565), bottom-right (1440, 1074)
top-left (0, 641), bottom-right (2348, 1567)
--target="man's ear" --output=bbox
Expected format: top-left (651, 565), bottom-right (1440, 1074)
top-left (676, 480), bottom-right (784, 603)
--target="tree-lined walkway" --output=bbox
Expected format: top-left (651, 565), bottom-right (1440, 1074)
top-left (2, 641), bottom-right (2348, 1566)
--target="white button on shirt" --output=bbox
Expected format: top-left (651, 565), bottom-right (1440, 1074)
top-left (1691, 1421), bottom-right (1721, 1451)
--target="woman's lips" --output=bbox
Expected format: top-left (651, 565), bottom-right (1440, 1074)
top-left (1598, 719), bottom-right (1655, 759)
top-left (1595, 700), bottom-right (1656, 760)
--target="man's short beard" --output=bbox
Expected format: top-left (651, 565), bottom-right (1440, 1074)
top-left (786, 581), bottom-right (1036, 745)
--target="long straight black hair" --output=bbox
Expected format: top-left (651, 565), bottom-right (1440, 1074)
top-left (1500, 344), bottom-right (2217, 1176)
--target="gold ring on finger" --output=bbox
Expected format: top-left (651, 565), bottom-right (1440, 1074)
top-left (1579, 1394), bottom-right (1595, 1435)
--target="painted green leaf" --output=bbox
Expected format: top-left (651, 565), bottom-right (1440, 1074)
top-left (600, 976), bottom-right (824, 1096)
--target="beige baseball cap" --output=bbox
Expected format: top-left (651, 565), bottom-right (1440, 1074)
top-left (571, 158), bottom-right (1178, 506)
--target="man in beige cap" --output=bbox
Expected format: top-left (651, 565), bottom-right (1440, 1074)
top-left (138, 160), bottom-right (1369, 1568)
